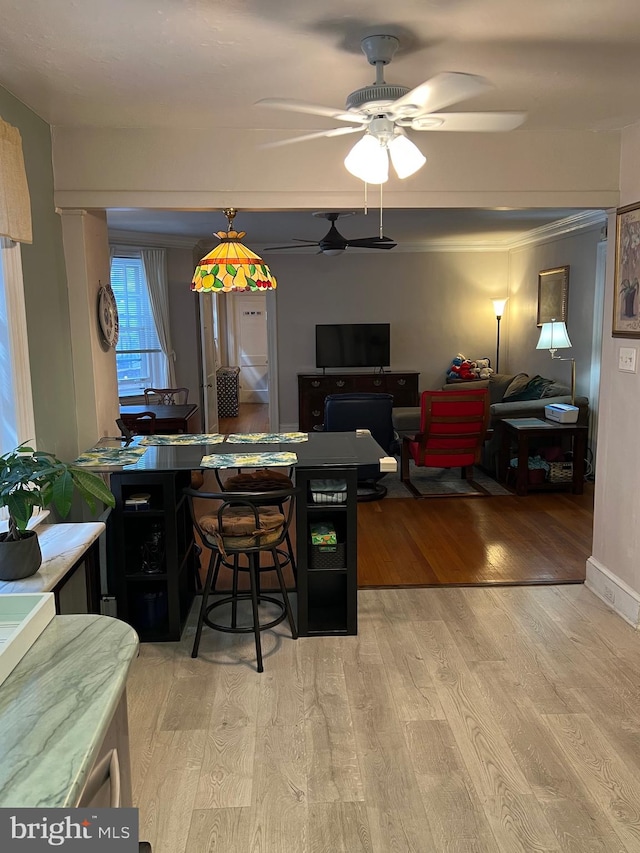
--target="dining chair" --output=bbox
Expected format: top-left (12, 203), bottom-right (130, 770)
top-left (143, 387), bottom-right (189, 405)
top-left (123, 411), bottom-right (157, 436)
top-left (401, 388), bottom-right (491, 497)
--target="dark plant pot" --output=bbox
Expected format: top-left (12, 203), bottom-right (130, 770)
top-left (0, 530), bottom-right (42, 580)
top-left (624, 290), bottom-right (637, 318)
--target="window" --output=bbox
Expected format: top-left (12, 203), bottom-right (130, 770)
top-left (110, 254), bottom-right (168, 397)
top-left (0, 237), bottom-right (35, 454)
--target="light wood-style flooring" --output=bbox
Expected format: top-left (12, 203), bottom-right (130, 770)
top-left (129, 583), bottom-right (640, 853)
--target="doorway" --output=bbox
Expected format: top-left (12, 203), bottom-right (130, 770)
top-left (199, 289), bottom-right (279, 432)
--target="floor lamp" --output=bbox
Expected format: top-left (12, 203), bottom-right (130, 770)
top-left (491, 298), bottom-right (508, 373)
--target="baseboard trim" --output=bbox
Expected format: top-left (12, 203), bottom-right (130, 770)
top-left (585, 557), bottom-right (640, 628)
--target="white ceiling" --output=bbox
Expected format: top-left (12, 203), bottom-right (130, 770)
top-left (1, 0), bottom-right (633, 241)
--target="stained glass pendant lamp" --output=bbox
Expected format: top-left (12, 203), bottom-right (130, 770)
top-left (192, 208), bottom-right (277, 293)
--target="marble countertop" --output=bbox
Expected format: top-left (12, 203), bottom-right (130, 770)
top-left (0, 614), bottom-right (139, 807)
top-left (0, 522), bottom-right (105, 596)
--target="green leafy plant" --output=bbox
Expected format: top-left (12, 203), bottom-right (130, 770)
top-left (619, 277), bottom-right (639, 295)
top-left (0, 444), bottom-right (115, 542)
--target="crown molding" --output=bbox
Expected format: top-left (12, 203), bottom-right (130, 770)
top-left (504, 209), bottom-right (607, 249)
top-left (109, 209), bottom-right (608, 256)
top-left (107, 229), bottom-right (199, 249)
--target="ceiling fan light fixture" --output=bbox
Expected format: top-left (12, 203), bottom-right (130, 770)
top-left (322, 248), bottom-right (345, 256)
top-left (344, 134), bottom-right (389, 184)
top-left (388, 133), bottom-right (426, 179)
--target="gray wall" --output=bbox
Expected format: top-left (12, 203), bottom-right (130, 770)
top-left (0, 87), bottom-right (75, 457)
top-left (267, 249), bottom-right (509, 428)
top-left (507, 227), bottom-right (602, 397)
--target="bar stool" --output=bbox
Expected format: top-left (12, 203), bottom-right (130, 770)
top-left (184, 486), bottom-right (298, 672)
top-left (214, 467), bottom-right (298, 584)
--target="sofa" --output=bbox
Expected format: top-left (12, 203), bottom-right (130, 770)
top-left (392, 372), bottom-right (589, 476)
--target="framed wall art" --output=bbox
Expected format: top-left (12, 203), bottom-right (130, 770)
top-left (613, 201), bottom-right (640, 338)
top-left (537, 265), bottom-right (569, 326)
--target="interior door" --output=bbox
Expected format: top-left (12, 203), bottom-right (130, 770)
top-left (230, 292), bottom-right (268, 404)
top-left (199, 293), bottom-right (219, 432)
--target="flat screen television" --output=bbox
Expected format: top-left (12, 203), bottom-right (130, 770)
top-left (315, 323), bottom-right (390, 369)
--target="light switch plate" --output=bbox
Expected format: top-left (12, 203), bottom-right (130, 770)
top-left (619, 346), bottom-right (637, 373)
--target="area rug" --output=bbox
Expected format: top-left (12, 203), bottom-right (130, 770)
top-left (381, 461), bottom-right (510, 498)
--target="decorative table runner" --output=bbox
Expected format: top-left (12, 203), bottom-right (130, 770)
top-left (200, 452), bottom-right (298, 469)
top-left (226, 432), bottom-right (308, 443)
top-left (139, 433), bottom-right (224, 445)
top-left (73, 446), bottom-right (147, 466)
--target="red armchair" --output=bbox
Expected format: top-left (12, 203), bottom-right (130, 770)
top-left (401, 388), bottom-right (490, 497)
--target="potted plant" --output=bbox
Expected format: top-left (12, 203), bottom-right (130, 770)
top-left (0, 444), bottom-right (115, 581)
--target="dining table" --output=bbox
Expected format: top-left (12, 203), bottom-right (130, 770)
top-left (119, 403), bottom-right (199, 434)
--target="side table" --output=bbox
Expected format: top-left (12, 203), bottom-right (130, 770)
top-left (498, 417), bottom-right (588, 496)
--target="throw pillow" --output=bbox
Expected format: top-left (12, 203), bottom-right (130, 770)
top-left (488, 373), bottom-right (524, 404)
top-left (504, 374), bottom-right (554, 402)
top-left (541, 381), bottom-right (571, 398)
top-left (502, 372), bottom-right (530, 400)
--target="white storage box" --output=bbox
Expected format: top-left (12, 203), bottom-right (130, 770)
top-left (545, 403), bottom-right (579, 424)
top-left (0, 593), bottom-right (56, 688)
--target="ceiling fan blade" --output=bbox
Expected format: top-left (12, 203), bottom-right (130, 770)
top-left (410, 111), bottom-right (527, 132)
top-left (256, 98), bottom-right (368, 124)
top-left (264, 244), bottom-right (319, 251)
top-left (345, 236), bottom-right (397, 250)
top-left (388, 72), bottom-right (492, 119)
top-left (260, 126), bottom-right (363, 149)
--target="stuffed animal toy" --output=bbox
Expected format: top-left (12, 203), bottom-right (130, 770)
top-left (448, 356), bottom-right (476, 380)
top-left (446, 353), bottom-right (466, 381)
top-left (473, 357), bottom-right (495, 379)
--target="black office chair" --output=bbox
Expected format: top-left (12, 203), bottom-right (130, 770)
top-left (323, 392), bottom-right (396, 501)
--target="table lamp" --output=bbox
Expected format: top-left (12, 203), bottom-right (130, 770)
top-left (536, 320), bottom-right (575, 405)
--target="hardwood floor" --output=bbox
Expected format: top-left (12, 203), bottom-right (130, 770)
top-left (129, 583), bottom-right (640, 853)
top-left (357, 486), bottom-right (593, 586)
top-left (216, 405), bottom-right (594, 587)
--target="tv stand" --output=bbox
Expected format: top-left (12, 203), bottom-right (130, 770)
top-left (298, 370), bottom-right (419, 431)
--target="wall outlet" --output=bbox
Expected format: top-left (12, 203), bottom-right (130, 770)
top-left (619, 346), bottom-right (637, 373)
top-left (603, 585), bottom-right (615, 604)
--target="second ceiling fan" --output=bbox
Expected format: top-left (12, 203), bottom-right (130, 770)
top-left (265, 211), bottom-right (396, 256)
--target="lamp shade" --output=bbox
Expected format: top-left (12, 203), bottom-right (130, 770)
top-left (536, 321), bottom-right (572, 350)
top-left (388, 134), bottom-right (426, 179)
top-left (491, 297), bottom-right (508, 317)
top-left (192, 214), bottom-right (276, 293)
top-left (344, 134), bottom-right (389, 184)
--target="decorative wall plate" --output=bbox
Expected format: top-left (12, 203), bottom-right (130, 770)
top-left (98, 282), bottom-right (119, 347)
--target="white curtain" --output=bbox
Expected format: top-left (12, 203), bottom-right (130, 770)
top-left (141, 248), bottom-right (176, 387)
top-left (0, 117), bottom-right (32, 244)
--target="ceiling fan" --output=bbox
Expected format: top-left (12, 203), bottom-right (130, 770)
top-left (256, 32), bottom-right (526, 183)
top-left (265, 211), bottom-right (396, 256)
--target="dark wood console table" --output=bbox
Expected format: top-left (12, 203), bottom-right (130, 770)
top-left (298, 371), bottom-right (419, 431)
